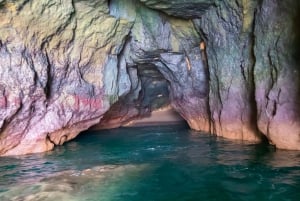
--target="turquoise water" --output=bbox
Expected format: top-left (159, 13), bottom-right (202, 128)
top-left (0, 124), bottom-right (300, 201)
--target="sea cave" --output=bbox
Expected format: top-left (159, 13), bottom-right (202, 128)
top-left (0, 0), bottom-right (300, 200)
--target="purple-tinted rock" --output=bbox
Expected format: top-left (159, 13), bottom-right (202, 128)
top-left (1, 0), bottom-right (300, 155)
top-left (0, 0), bottom-right (132, 155)
top-left (254, 0), bottom-right (300, 149)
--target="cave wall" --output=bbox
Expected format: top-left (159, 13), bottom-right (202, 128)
top-left (0, 0), bottom-right (299, 155)
top-left (254, 0), bottom-right (300, 149)
top-left (196, 0), bottom-right (261, 141)
top-left (0, 0), bottom-right (132, 155)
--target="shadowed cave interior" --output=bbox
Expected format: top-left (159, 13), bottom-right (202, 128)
top-left (92, 61), bottom-right (187, 130)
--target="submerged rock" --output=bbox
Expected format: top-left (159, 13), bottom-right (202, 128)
top-left (0, 164), bottom-right (150, 201)
top-left (0, 0), bottom-right (299, 154)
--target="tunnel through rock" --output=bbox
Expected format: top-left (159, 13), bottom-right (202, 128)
top-left (98, 0), bottom-right (272, 143)
top-left (91, 0), bottom-right (210, 130)
top-left (92, 62), bottom-right (186, 129)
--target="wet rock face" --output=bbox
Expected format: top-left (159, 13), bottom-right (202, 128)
top-left (0, 0), bottom-right (299, 155)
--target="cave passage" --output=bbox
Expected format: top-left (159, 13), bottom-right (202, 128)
top-left (93, 62), bottom-right (186, 130)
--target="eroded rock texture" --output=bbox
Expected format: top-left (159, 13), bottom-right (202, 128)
top-left (0, 0), bottom-right (132, 155)
top-left (0, 0), bottom-right (299, 155)
top-left (96, 0), bottom-right (209, 130)
top-left (254, 0), bottom-right (300, 149)
top-left (197, 0), bottom-right (300, 149)
top-left (196, 0), bottom-right (261, 141)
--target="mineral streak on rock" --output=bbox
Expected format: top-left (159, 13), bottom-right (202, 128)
top-left (0, 0), bottom-right (299, 155)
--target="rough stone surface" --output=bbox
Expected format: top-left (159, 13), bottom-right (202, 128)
top-left (0, 0), bottom-right (132, 155)
top-left (0, 0), bottom-right (300, 155)
top-left (254, 0), bottom-right (300, 149)
top-left (96, 0), bottom-right (208, 130)
top-left (196, 0), bottom-right (262, 142)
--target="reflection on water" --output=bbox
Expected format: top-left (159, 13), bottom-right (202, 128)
top-left (266, 149), bottom-right (300, 167)
top-left (0, 124), bottom-right (300, 201)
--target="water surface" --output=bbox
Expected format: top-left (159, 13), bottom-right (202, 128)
top-left (0, 124), bottom-right (300, 201)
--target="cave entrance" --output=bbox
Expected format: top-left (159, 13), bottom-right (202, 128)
top-left (92, 63), bottom-right (186, 130)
